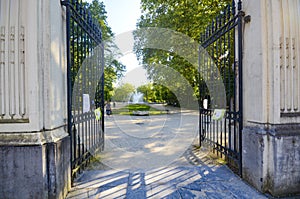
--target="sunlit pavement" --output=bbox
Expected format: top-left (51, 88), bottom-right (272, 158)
top-left (66, 111), bottom-right (267, 199)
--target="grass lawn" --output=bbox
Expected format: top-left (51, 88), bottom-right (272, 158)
top-left (113, 104), bottom-right (167, 115)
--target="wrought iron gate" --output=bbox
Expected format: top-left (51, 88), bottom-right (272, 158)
top-left (61, 0), bottom-right (105, 182)
top-left (199, 0), bottom-right (244, 176)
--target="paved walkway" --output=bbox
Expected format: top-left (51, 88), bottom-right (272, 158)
top-left (66, 109), bottom-right (267, 199)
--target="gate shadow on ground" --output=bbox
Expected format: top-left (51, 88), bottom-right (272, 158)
top-left (66, 146), bottom-right (265, 198)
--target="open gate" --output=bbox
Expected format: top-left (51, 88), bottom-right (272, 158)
top-left (61, 0), bottom-right (105, 182)
top-left (199, 0), bottom-right (244, 176)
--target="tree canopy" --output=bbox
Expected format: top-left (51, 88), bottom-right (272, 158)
top-left (86, 0), bottom-right (126, 101)
top-left (112, 83), bottom-right (135, 102)
top-left (137, 83), bottom-right (179, 105)
top-left (135, 0), bottom-right (231, 103)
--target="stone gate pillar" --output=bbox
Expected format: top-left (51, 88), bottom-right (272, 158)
top-left (0, 0), bottom-right (70, 198)
top-left (242, 0), bottom-right (300, 196)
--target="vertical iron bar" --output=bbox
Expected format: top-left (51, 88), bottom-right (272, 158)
top-left (211, 28), bottom-right (215, 151)
top-left (82, 11), bottom-right (85, 160)
top-left (229, 28), bottom-right (233, 155)
top-left (78, 10), bottom-right (82, 166)
top-left (221, 15), bottom-right (226, 157)
top-left (80, 27), bottom-right (89, 158)
top-left (65, 0), bottom-right (72, 139)
top-left (88, 29), bottom-right (92, 152)
top-left (101, 43), bottom-right (105, 143)
top-left (237, 0), bottom-right (244, 177)
top-left (232, 4), bottom-right (237, 155)
top-left (199, 45), bottom-right (202, 147)
top-left (61, 0), bottom-right (75, 182)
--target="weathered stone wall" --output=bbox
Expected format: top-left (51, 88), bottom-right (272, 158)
top-left (47, 136), bottom-right (70, 199)
top-left (0, 145), bottom-right (48, 198)
top-left (242, 0), bottom-right (300, 197)
top-left (0, 136), bottom-right (70, 198)
top-left (270, 127), bottom-right (300, 196)
top-left (0, 0), bottom-right (70, 198)
top-left (243, 125), bottom-right (300, 196)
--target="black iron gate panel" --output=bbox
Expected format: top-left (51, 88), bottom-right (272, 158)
top-left (62, 0), bottom-right (105, 182)
top-left (199, 0), bottom-right (244, 176)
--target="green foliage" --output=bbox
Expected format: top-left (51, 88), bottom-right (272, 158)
top-left (137, 83), bottom-right (178, 105)
top-left (113, 83), bottom-right (135, 102)
top-left (138, 0), bottom-right (231, 38)
top-left (87, 0), bottom-right (126, 101)
top-left (137, 84), bottom-right (155, 102)
top-left (135, 0), bottom-right (231, 101)
top-left (127, 104), bottom-right (151, 111)
top-left (87, 0), bottom-right (113, 40)
top-left (113, 104), bottom-right (166, 115)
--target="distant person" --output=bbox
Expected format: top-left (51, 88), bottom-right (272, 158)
top-left (106, 101), bottom-right (112, 116)
top-left (91, 100), bottom-right (95, 111)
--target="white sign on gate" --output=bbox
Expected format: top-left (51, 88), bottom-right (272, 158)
top-left (212, 109), bottom-right (225, 120)
top-left (83, 94), bottom-right (90, 113)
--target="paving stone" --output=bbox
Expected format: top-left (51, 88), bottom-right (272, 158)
top-left (178, 188), bottom-right (206, 199)
top-left (73, 170), bottom-right (129, 190)
top-left (126, 188), bottom-right (148, 199)
top-left (205, 191), bottom-right (234, 199)
top-left (159, 190), bottom-right (182, 199)
top-left (180, 183), bottom-right (202, 192)
top-left (66, 188), bottom-right (90, 198)
top-left (95, 185), bottom-right (127, 198)
top-left (147, 184), bottom-right (179, 199)
top-left (66, 114), bottom-right (269, 199)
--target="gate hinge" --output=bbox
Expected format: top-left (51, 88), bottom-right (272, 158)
top-left (244, 15), bottom-right (251, 23)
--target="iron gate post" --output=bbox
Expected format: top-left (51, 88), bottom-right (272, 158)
top-left (61, 0), bottom-right (74, 179)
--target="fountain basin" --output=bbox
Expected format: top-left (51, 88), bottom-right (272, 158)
top-left (132, 110), bottom-right (149, 116)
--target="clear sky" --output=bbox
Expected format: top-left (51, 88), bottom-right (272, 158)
top-left (85, 0), bottom-right (148, 88)
top-left (102, 0), bottom-right (141, 35)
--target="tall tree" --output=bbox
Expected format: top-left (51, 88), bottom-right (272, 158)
top-left (87, 0), bottom-right (126, 101)
top-left (135, 0), bottom-right (231, 102)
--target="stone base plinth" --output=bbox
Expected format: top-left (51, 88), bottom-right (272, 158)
top-left (0, 130), bottom-right (70, 199)
top-left (242, 124), bottom-right (300, 197)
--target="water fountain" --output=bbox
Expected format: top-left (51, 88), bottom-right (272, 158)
top-left (129, 91), bottom-right (149, 115)
top-left (131, 91), bottom-right (144, 104)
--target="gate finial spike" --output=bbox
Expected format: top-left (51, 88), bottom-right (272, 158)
top-left (238, 0), bottom-right (242, 11)
top-left (232, 0), bottom-right (236, 16)
top-left (227, 5), bottom-right (231, 20)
